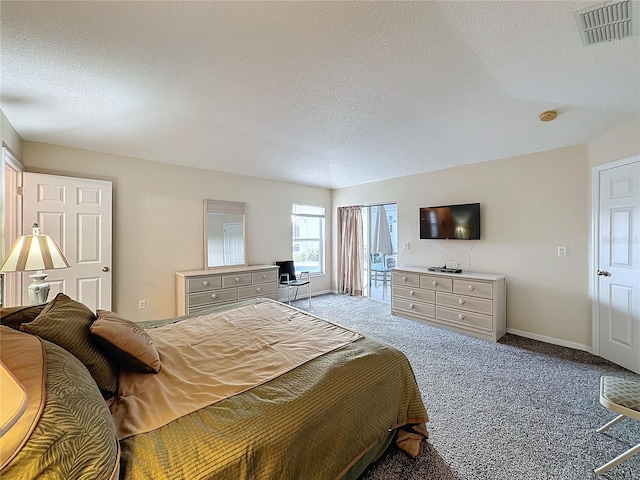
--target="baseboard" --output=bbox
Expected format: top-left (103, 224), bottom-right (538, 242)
top-left (311, 289), bottom-right (332, 296)
top-left (506, 328), bottom-right (592, 354)
top-left (312, 295), bottom-right (594, 353)
top-left (277, 289), bottom-right (331, 303)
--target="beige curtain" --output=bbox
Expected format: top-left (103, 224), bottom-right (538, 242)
top-left (338, 206), bottom-right (364, 296)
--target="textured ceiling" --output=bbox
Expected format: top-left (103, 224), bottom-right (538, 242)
top-left (1, 1), bottom-right (639, 189)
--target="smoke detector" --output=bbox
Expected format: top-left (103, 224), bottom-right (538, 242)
top-left (575, 0), bottom-right (640, 46)
top-left (539, 110), bottom-right (558, 122)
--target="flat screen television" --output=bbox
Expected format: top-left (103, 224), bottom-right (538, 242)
top-left (419, 203), bottom-right (480, 240)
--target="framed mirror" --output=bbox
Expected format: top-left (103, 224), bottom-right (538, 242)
top-left (204, 200), bottom-right (246, 268)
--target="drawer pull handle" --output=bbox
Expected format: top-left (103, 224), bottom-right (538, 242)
top-left (409, 303), bottom-right (415, 310)
top-left (409, 290), bottom-right (415, 296)
top-left (458, 314), bottom-right (465, 320)
top-left (211, 293), bottom-right (217, 299)
top-left (256, 287), bottom-right (261, 292)
top-left (402, 276), bottom-right (408, 282)
top-left (235, 277), bottom-right (240, 282)
top-left (468, 285), bottom-right (475, 291)
top-left (262, 274), bottom-right (267, 279)
top-left (202, 280), bottom-right (209, 286)
top-left (432, 280), bottom-right (438, 286)
top-left (459, 299), bottom-right (465, 305)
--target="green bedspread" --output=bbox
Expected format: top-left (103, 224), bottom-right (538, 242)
top-left (119, 302), bottom-right (428, 480)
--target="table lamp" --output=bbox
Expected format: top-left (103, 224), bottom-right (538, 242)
top-left (0, 223), bottom-right (70, 304)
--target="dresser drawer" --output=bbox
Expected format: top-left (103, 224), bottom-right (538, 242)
top-left (437, 292), bottom-right (492, 315)
top-left (392, 272), bottom-right (420, 289)
top-left (420, 274), bottom-right (453, 293)
top-left (187, 303), bottom-right (234, 315)
top-left (393, 285), bottom-right (435, 304)
top-left (187, 275), bottom-right (222, 293)
top-left (453, 279), bottom-right (492, 299)
top-left (222, 272), bottom-right (252, 288)
top-left (188, 288), bottom-right (238, 307)
top-left (252, 270), bottom-right (278, 284)
top-left (436, 306), bottom-right (492, 332)
top-left (239, 282), bottom-right (277, 299)
top-left (392, 298), bottom-right (435, 318)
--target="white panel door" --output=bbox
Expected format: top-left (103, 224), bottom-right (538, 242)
top-left (223, 222), bottom-right (245, 265)
top-left (596, 160), bottom-right (640, 373)
top-left (23, 173), bottom-right (112, 311)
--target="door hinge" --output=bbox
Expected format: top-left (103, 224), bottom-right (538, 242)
top-left (17, 186), bottom-right (24, 195)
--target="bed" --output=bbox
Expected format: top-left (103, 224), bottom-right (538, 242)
top-left (0, 293), bottom-right (428, 480)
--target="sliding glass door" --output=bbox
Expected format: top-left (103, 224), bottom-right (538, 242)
top-left (363, 203), bottom-right (397, 302)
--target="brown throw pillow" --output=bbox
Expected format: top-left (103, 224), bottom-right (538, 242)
top-left (91, 310), bottom-right (161, 374)
top-left (20, 293), bottom-right (119, 396)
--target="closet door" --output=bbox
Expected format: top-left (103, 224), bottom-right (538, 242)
top-left (23, 173), bottom-right (112, 311)
top-left (594, 159), bottom-right (640, 373)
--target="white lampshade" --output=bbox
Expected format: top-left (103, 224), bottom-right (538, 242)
top-left (0, 223), bottom-right (70, 304)
top-left (0, 227), bottom-right (70, 273)
top-left (0, 361), bottom-right (28, 436)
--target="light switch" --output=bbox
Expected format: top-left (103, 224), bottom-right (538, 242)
top-left (557, 246), bottom-right (567, 257)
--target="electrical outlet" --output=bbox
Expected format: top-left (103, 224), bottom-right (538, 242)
top-left (404, 242), bottom-right (410, 250)
top-left (557, 246), bottom-right (567, 257)
top-left (139, 300), bottom-right (146, 309)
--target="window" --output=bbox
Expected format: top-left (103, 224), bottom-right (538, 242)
top-left (291, 204), bottom-right (325, 276)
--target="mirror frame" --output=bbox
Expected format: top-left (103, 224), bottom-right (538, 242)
top-left (204, 199), bottom-right (246, 269)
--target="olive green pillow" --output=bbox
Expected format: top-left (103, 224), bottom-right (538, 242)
top-left (20, 293), bottom-right (119, 396)
top-left (0, 304), bottom-right (46, 330)
top-left (91, 310), bottom-right (161, 374)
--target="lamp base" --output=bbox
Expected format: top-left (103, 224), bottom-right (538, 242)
top-left (28, 271), bottom-right (50, 305)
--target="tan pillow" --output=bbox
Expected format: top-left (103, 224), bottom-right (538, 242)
top-left (20, 293), bottom-right (119, 396)
top-left (91, 310), bottom-right (161, 374)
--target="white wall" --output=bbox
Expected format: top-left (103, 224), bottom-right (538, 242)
top-left (332, 116), bottom-right (640, 350)
top-left (587, 116), bottom-right (640, 167)
top-left (22, 142), bottom-right (331, 320)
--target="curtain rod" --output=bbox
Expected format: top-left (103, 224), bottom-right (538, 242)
top-left (340, 202), bottom-right (396, 208)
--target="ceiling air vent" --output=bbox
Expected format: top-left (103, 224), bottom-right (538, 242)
top-left (575, 0), bottom-right (640, 46)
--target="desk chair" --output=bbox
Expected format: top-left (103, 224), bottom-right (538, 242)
top-left (275, 260), bottom-right (311, 306)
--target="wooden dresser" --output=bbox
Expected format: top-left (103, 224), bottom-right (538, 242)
top-left (391, 267), bottom-right (506, 341)
top-left (176, 265), bottom-right (279, 315)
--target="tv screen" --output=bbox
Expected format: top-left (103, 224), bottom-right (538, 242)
top-left (420, 203), bottom-right (480, 240)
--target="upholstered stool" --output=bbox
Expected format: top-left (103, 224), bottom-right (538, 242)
top-left (595, 376), bottom-right (640, 474)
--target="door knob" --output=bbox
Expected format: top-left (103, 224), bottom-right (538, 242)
top-left (597, 270), bottom-right (611, 277)
top-left (102, 266), bottom-right (110, 272)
